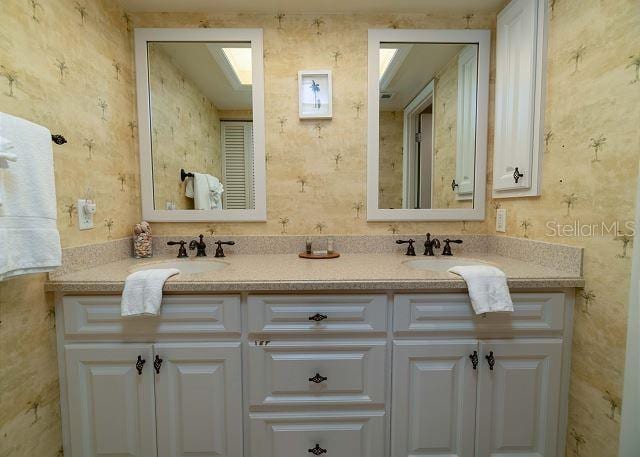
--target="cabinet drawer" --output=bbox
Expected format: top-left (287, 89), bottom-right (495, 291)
top-left (394, 292), bottom-right (565, 334)
top-left (63, 295), bottom-right (241, 338)
top-left (248, 340), bottom-right (386, 407)
top-left (250, 411), bottom-right (385, 457)
top-left (248, 295), bottom-right (387, 334)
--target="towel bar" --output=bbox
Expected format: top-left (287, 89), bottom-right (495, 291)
top-left (51, 134), bottom-right (67, 145)
top-left (180, 168), bottom-right (194, 182)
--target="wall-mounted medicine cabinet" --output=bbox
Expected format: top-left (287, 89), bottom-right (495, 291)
top-left (492, 0), bottom-right (548, 198)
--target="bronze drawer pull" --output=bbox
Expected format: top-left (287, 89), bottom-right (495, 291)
top-left (485, 351), bottom-right (495, 370)
top-left (469, 351), bottom-right (479, 370)
top-left (135, 355), bottom-right (146, 375)
top-left (308, 444), bottom-right (327, 455)
top-left (153, 355), bottom-right (163, 374)
top-left (513, 167), bottom-right (524, 183)
top-left (309, 373), bottom-right (328, 384)
top-left (309, 313), bottom-right (328, 322)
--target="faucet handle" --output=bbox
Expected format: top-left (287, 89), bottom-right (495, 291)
top-left (167, 240), bottom-right (188, 258)
top-left (442, 239), bottom-right (463, 256)
top-left (396, 239), bottom-right (416, 256)
top-left (214, 240), bottom-right (236, 258)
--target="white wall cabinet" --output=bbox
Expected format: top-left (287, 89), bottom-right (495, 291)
top-left (493, 0), bottom-right (547, 197)
top-left (56, 291), bottom-right (573, 457)
top-left (64, 342), bottom-right (242, 457)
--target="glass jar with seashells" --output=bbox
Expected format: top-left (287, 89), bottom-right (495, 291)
top-left (133, 221), bottom-right (153, 258)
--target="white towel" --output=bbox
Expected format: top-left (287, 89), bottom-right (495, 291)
top-left (121, 268), bottom-right (180, 316)
top-left (206, 174), bottom-right (224, 209)
top-left (0, 135), bottom-right (17, 169)
top-left (0, 112), bottom-right (61, 281)
top-left (193, 172), bottom-right (211, 210)
top-left (185, 172), bottom-right (224, 210)
top-left (184, 176), bottom-right (194, 198)
top-left (448, 265), bottom-right (514, 314)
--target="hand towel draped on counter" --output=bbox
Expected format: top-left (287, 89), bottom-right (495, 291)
top-left (0, 112), bottom-right (61, 281)
top-left (185, 172), bottom-right (224, 210)
top-left (448, 265), bottom-right (514, 314)
top-left (121, 268), bottom-right (180, 316)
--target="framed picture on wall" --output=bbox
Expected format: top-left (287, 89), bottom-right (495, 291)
top-left (298, 70), bottom-right (332, 119)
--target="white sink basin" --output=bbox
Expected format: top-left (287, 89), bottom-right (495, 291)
top-left (130, 259), bottom-right (229, 275)
top-left (403, 258), bottom-right (489, 272)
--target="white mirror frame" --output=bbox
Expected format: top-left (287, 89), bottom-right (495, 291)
top-left (367, 29), bottom-right (490, 221)
top-left (134, 28), bottom-right (266, 222)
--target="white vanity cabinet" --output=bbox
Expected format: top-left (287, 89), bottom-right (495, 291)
top-left (391, 339), bottom-right (563, 457)
top-left (56, 290), bottom-right (574, 457)
top-left (64, 343), bottom-right (158, 457)
top-left (391, 340), bottom-right (478, 457)
top-left (64, 341), bottom-right (242, 457)
top-left (58, 295), bottom-right (243, 457)
top-left (391, 293), bottom-right (570, 457)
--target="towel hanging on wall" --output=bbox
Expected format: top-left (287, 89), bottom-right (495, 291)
top-left (0, 112), bottom-right (62, 281)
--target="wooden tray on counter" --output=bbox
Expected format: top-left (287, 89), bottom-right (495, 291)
top-left (298, 252), bottom-right (341, 259)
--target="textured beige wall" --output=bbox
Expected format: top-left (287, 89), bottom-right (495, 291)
top-left (485, 1), bottom-right (640, 456)
top-left (378, 111), bottom-right (404, 209)
top-left (0, 0), bottom-right (137, 455)
top-left (148, 44), bottom-right (222, 210)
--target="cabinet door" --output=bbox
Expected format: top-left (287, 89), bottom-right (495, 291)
top-left (64, 343), bottom-right (157, 457)
top-left (493, 0), bottom-right (540, 193)
top-left (154, 342), bottom-right (243, 457)
top-left (391, 341), bottom-right (478, 457)
top-left (476, 339), bottom-right (562, 457)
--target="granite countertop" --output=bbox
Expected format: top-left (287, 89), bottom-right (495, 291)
top-left (45, 252), bottom-right (585, 293)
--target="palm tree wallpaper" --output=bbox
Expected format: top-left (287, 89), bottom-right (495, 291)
top-left (0, 1), bottom-right (638, 457)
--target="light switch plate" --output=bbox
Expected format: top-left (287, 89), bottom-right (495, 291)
top-left (77, 199), bottom-right (95, 230)
top-left (496, 208), bottom-right (506, 232)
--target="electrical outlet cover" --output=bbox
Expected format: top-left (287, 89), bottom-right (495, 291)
top-left (77, 199), bottom-right (94, 230)
top-left (496, 208), bottom-right (506, 232)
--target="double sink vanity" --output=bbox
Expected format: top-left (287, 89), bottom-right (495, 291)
top-left (48, 235), bottom-right (583, 457)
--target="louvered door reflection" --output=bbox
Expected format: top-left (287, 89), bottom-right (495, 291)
top-left (221, 121), bottom-right (254, 209)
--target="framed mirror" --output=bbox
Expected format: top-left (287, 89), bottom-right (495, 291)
top-left (367, 29), bottom-right (490, 221)
top-left (135, 28), bottom-right (266, 222)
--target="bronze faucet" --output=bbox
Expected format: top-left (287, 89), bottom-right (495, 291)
top-left (442, 238), bottom-right (463, 256)
top-left (189, 234), bottom-right (207, 257)
top-left (167, 240), bottom-right (188, 258)
top-left (214, 240), bottom-right (236, 258)
top-left (396, 239), bottom-right (416, 256)
top-left (423, 233), bottom-right (440, 256)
